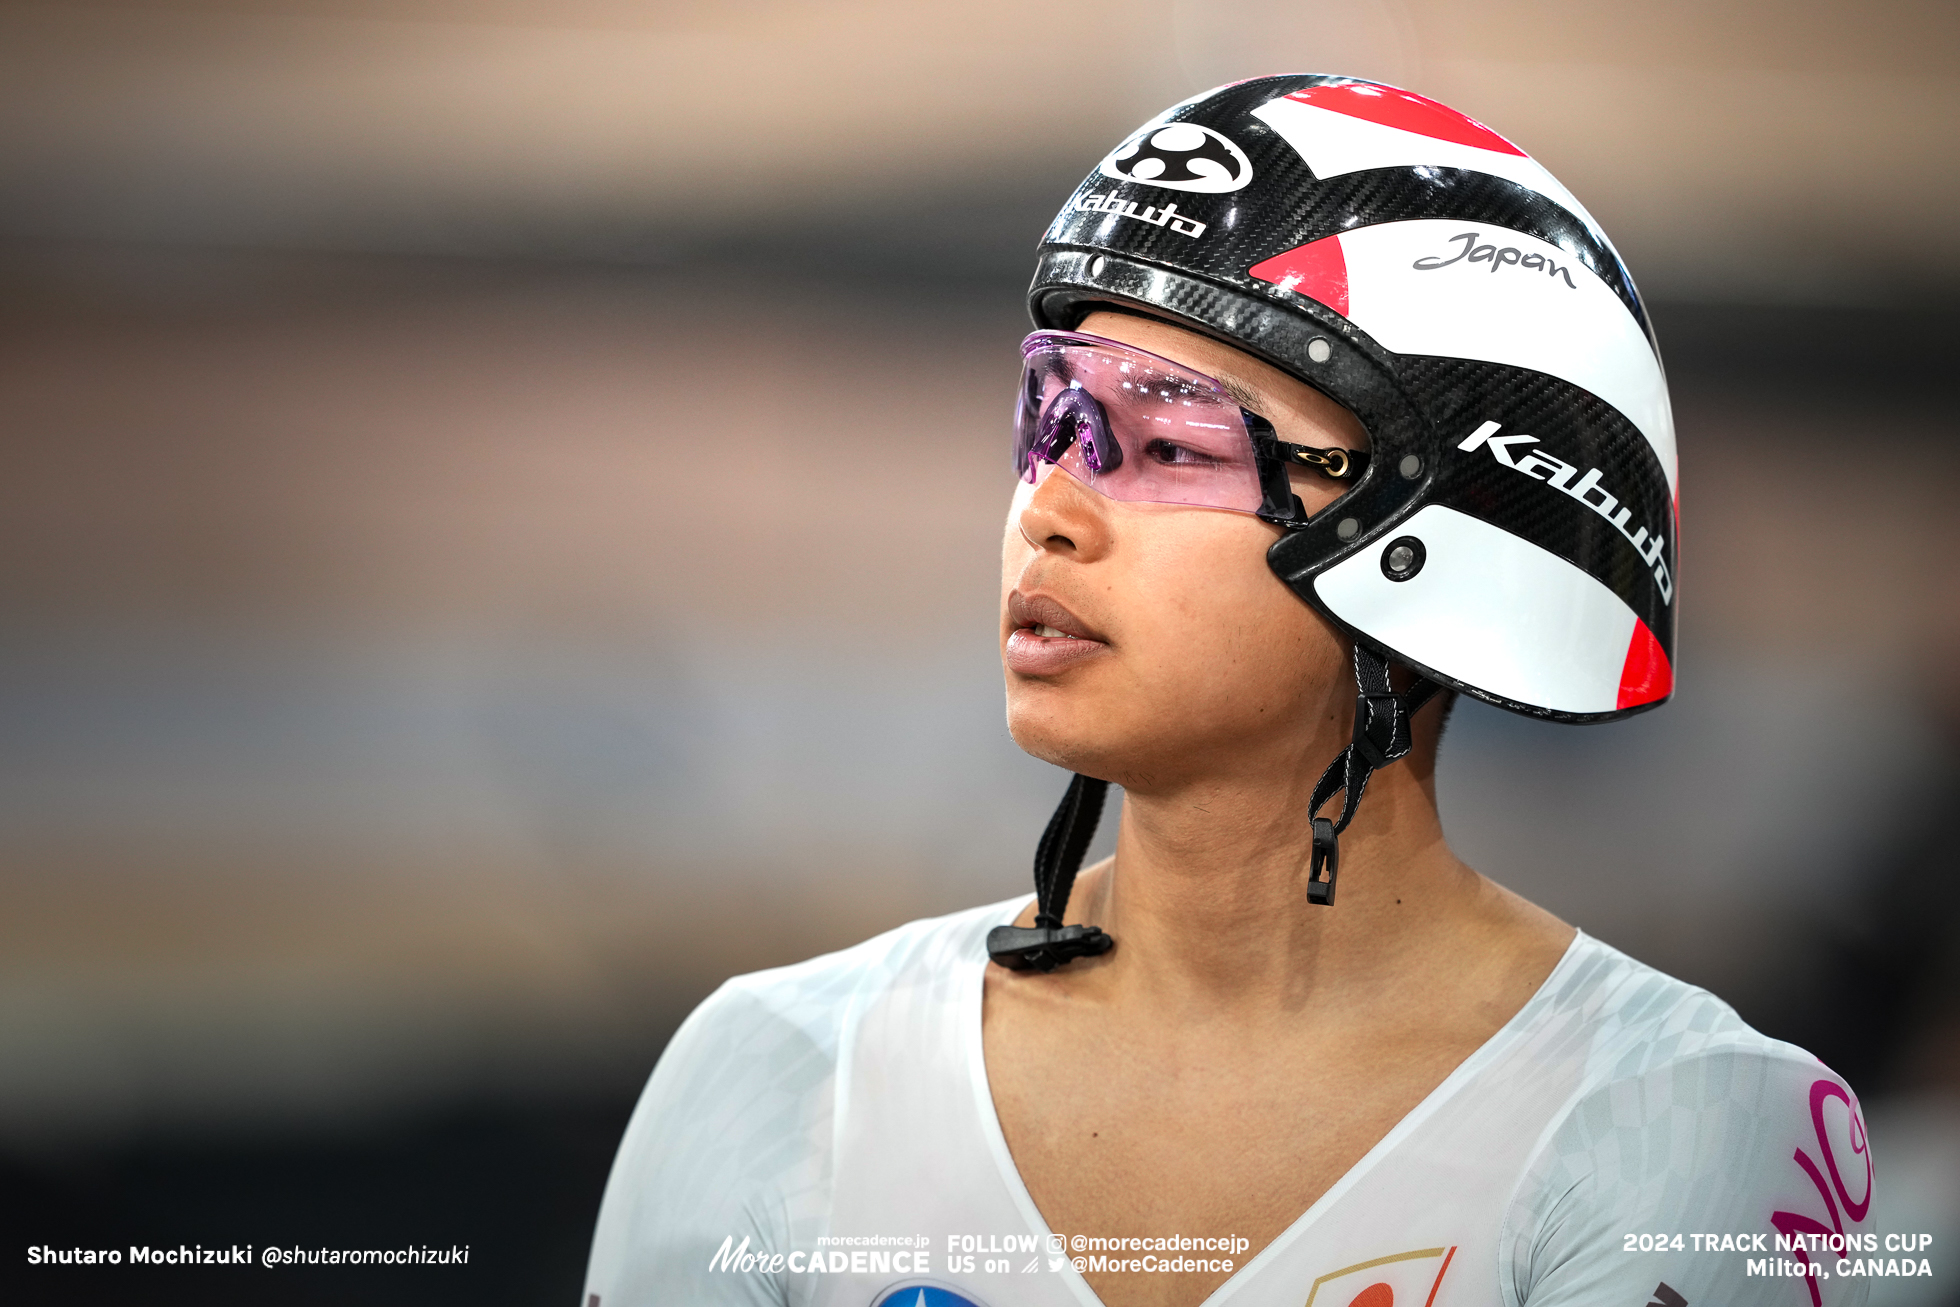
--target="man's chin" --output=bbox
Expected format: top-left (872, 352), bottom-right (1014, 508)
top-left (1003, 707), bottom-right (1143, 783)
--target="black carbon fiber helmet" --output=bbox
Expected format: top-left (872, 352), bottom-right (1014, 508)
top-left (990, 76), bottom-right (1679, 969)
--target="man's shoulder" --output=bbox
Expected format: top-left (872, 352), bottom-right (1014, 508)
top-left (1540, 931), bottom-right (1821, 1087)
top-left (1502, 938), bottom-right (1872, 1306)
top-left (687, 895), bottom-right (1028, 1059)
top-left (1516, 931), bottom-right (1859, 1205)
top-left (583, 898), bottom-right (1030, 1307)
top-left (609, 894), bottom-right (1029, 1196)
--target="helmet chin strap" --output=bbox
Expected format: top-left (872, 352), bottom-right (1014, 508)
top-left (986, 772), bottom-right (1113, 972)
top-left (986, 644), bottom-right (1439, 970)
top-left (1306, 644), bottom-right (1441, 906)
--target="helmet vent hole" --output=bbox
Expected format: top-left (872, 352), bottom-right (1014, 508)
top-left (1306, 337), bottom-right (1332, 364)
top-left (1089, 255), bottom-right (1107, 277)
top-left (1399, 454), bottom-right (1422, 479)
top-left (1381, 536), bottom-right (1426, 581)
top-left (1336, 517), bottom-right (1360, 541)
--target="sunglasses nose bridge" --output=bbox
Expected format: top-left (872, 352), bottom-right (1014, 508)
top-left (1039, 388), bottom-right (1122, 477)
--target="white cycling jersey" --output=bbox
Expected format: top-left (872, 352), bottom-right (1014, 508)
top-left (584, 897), bottom-right (1876, 1307)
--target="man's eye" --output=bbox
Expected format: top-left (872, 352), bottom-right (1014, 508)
top-left (1143, 439), bottom-right (1221, 467)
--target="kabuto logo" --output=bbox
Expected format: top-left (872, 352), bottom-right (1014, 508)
top-left (1458, 420), bottom-right (1673, 603)
top-left (1073, 191), bottom-right (1207, 238)
top-left (1101, 122), bottom-right (1252, 194)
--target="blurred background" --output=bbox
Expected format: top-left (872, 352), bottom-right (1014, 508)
top-left (2, 1), bottom-right (1957, 1303)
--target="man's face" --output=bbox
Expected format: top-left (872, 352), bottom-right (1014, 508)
top-left (1000, 310), bottom-right (1369, 793)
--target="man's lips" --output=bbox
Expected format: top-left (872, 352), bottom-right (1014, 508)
top-left (1009, 592), bottom-right (1104, 641)
top-left (1005, 591), bottom-right (1108, 676)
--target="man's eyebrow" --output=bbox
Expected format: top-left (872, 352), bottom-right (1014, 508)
top-left (1213, 373), bottom-right (1265, 412)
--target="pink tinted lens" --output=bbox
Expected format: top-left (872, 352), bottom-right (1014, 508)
top-left (1015, 333), bottom-right (1264, 513)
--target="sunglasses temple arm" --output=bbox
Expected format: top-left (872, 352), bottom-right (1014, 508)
top-left (1244, 411), bottom-right (1309, 526)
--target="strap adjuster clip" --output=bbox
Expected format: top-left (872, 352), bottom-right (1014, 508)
top-left (1352, 691), bottom-right (1411, 768)
top-left (1307, 816), bottom-right (1339, 906)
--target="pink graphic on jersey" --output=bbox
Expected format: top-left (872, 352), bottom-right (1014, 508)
top-left (1769, 1076), bottom-right (1873, 1307)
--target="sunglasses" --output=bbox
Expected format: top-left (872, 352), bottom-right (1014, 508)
top-left (1014, 331), bottom-right (1368, 524)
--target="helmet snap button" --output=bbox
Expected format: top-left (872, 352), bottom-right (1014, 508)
top-left (1381, 536), bottom-right (1426, 581)
top-left (1336, 517), bottom-right (1360, 541)
top-left (1306, 338), bottom-right (1332, 364)
top-left (1088, 255), bottom-right (1107, 277)
top-left (1399, 454), bottom-right (1422, 479)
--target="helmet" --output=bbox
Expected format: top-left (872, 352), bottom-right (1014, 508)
top-left (990, 76), bottom-right (1676, 970)
top-left (1034, 73), bottom-right (1675, 719)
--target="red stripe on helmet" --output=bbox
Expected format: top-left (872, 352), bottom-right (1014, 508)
top-left (1247, 234), bottom-right (1349, 317)
top-left (1616, 617), bottom-right (1673, 710)
top-left (1284, 84), bottom-right (1526, 157)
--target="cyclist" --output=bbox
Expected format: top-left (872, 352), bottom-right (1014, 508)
top-left (584, 76), bottom-right (1873, 1307)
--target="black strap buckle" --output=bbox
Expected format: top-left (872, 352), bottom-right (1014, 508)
top-left (986, 923), bottom-right (1114, 973)
top-left (989, 773), bottom-right (1115, 972)
top-left (1307, 816), bottom-right (1339, 906)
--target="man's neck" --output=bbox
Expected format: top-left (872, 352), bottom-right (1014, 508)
top-left (1061, 760), bottom-right (1539, 1026)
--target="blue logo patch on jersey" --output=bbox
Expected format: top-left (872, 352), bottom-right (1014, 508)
top-left (870, 1283), bottom-right (988, 1307)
